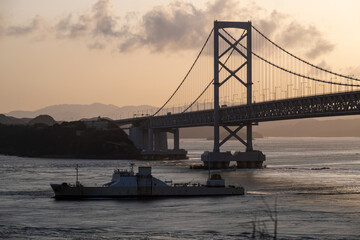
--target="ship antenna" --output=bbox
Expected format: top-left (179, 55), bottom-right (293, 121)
top-left (75, 164), bottom-right (79, 186)
top-left (208, 158), bottom-right (211, 179)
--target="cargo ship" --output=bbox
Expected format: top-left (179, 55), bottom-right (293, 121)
top-left (50, 165), bottom-right (244, 199)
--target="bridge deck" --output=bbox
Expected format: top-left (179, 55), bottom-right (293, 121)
top-left (115, 91), bottom-right (360, 129)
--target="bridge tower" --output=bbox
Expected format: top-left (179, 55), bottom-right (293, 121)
top-left (201, 21), bottom-right (265, 169)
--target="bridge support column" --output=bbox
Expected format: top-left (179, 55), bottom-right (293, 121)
top-left (173, 128), bottom-right (180, 150)
top-left (147, 128), bottom-right (153, 152)
top-left (129, 126), bottom-right (145, 150)
top-left (200, 21), bottom-right (265, 169)
top-left (213, 20), bottom-right (220, 153)
top-left (140, 127), bottom-right (187, 160)
top-left (246, 124), bottom-right (253, 151)
top-left (154, 130), bottom-right (168, 151)
top-left (129, 125), bottom-right (151, 151)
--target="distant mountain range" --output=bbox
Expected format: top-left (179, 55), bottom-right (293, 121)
top-left (0, 114), bottom-right (31, 125)
top-left (5, 103), bottom-right (156, 121)
top-left (2, 103), bottom-right (360, 137)
top-left (0, 114), bottom-right (57, 126)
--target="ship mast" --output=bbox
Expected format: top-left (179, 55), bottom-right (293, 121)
top-left (208, 159), bottom-right (211, 179)
top-left (75, 164), bottom-right (80, 186)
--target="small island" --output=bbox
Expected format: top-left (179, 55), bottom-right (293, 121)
top-left (0, 115), bottom-right (140, 159)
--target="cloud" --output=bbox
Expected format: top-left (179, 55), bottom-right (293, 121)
top-left (306, 38), bottom-right (335, 59)
top-left (274, 21), bottom-right (335, 59)
top-left (6, 15), bottom-right (46, 36)
top-left (91, 0), bottom-right (121, 37)
top-left (0, 14), bottom-right (4, 38)
top-left (120, 2), bottom-right (208, 52)
top-left (55, 13), bottom-right (91, 38)
top-left (118, 0), bottom-right (252, 52)
top-left (256, 11), bottom-right (289, 38)
top-left (118, 0), bottom-right (335, 59)
top-left (55, 0), bottom-right (127, 39)
top-left (1, 0), bottom-right (336, 59)
top-left (87, 41), bottom-right (106, 50)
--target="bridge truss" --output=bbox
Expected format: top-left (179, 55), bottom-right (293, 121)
top-left (213, 21), bottom-right (253, 154)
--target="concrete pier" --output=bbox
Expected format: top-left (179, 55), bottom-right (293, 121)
top-left (201, 150), bottom-right (265, 169)
top-left (129, 125), bottom-right (187, 160)
top-left (234, 151), bottom-right (266, 168)
top-left (201, 151), bottom-right (231, 169)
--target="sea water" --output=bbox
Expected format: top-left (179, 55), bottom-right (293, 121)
top-left (1, 137), bottom-right (360, 239)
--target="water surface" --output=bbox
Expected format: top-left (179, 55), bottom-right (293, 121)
top-left (1, 137), bottom-right (360, 239)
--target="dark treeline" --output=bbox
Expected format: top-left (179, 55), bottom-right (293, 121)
top-left (0, 121), bottom-right (140, 159)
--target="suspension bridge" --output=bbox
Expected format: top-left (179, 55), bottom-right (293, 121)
top-left (115, 21), bottom-right (360, 168)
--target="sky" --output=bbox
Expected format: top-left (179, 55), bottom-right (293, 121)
top-left (1, 0), bottom-right (360, 113)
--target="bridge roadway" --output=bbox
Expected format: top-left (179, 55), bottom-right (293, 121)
top-left (115, 91), bottom-right (360, 129)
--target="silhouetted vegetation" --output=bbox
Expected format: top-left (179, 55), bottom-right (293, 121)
top-left (251, 197), bottom-right (278, 240)
top-left (0, 121), bottom-right (140, 159)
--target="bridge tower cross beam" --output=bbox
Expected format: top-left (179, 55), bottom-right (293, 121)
top-left (213, 21), bottom-right (253, 152)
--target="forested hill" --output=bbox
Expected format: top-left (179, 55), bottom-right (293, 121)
top-left (0, 121), bottom-right (140, 159)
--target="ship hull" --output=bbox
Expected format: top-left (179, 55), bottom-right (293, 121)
top-left (51, 184), bottom-right (244, 199)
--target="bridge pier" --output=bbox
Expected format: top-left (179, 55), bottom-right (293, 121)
top-left (201, 150), bottom-right (265, 169)
top-left (173, 128), bottom-right (180, 150)
top-left (154, 130), bottom-right (168, 151)
top-left (129, 125), bottom-right (187, 160)
top-left (234, 151), bottom-right (265, 168)
top-left (147, 128), bottom-right (153, 152)
top-left (201, 152), bottom-right (231, 169)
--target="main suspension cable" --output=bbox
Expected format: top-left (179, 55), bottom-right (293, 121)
top-left (222, 29), bottom-right (360, 87)
top-left (252, 25), bottom-right (360, 82)
top-left (152, 28), bottom-right (214, 116)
